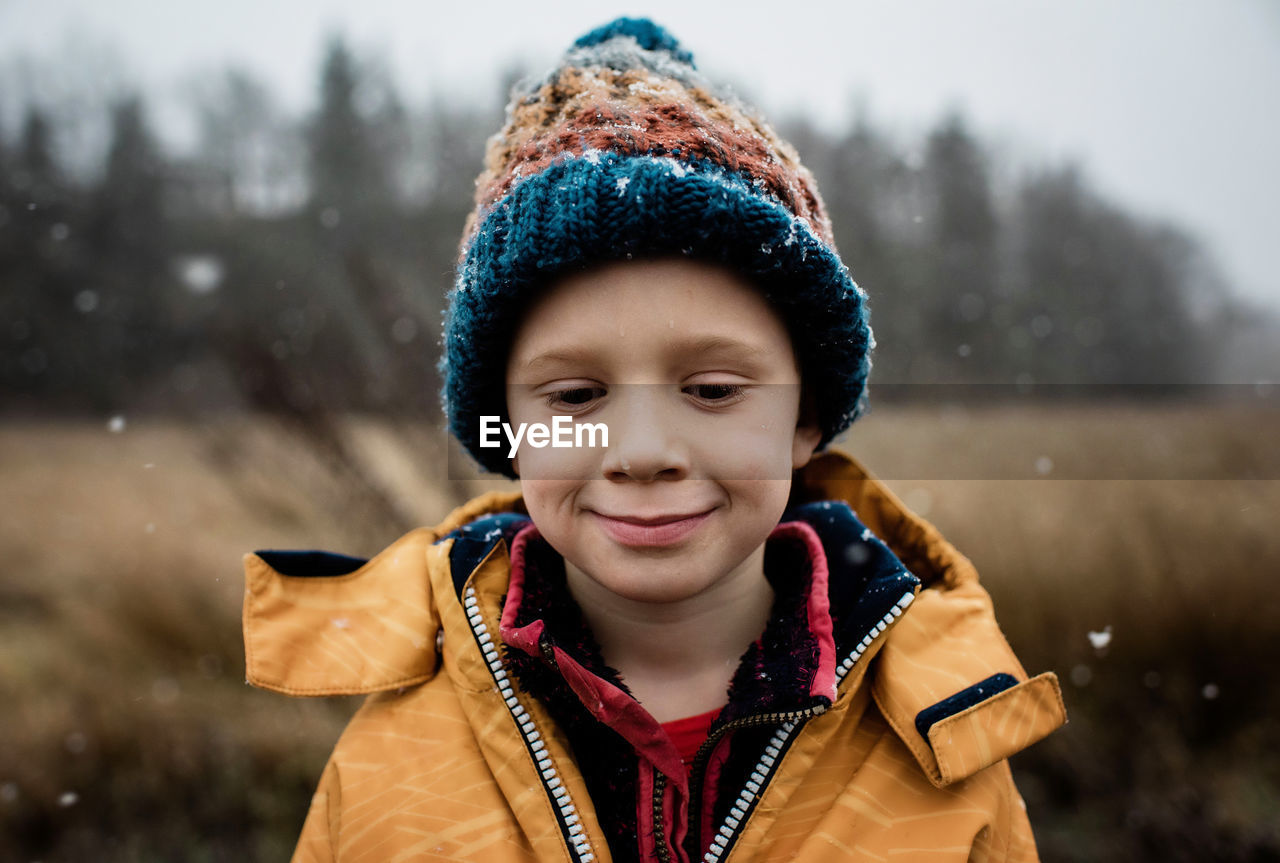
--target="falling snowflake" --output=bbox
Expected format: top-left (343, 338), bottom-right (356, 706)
top-left (1087, 625), bottom-right (1112, 650)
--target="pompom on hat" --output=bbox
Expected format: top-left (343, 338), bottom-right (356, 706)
top-left (442, 17), bottom-right (873, 476)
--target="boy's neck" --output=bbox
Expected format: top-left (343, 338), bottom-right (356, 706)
top-left (564, 546), bottom-right (774, 724)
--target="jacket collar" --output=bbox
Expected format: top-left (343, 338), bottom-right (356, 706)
top-left (497, 517), bottom-right (846, 783)
top-left (242, 490), bottom-right (524, 696)
top-left (792, 451), bottom-right (1067, 788)
top-left (243, 449), bottom-right (1064, 786)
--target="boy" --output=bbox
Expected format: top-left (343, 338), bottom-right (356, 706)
top-left (243, 18), bottom-right (1066, 862)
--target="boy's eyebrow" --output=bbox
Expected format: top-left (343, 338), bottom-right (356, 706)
top-left (515, 335), bottom-right (768, 376)
top-left (673, 334), bottom-right (764, 359)
top-left (516, 348), bottom-right (600, 374)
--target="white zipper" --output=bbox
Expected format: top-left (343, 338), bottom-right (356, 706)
top-left (700, 590), bottom-right (917, 863)
top-left (464, 586), bottom-right (596, 863)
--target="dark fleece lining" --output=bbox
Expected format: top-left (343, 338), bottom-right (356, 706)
top-left (502, 526), bottom-right (831, 863)
top-left (784, 501), bottom-right (921, 664)
top-left (443, 513), bottom-right (533, 594)
top-left (501, 533), bottom-right (644, 863)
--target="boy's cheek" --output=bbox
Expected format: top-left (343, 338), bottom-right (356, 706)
top-left (681, 406), bottom-right (807, 480)
top-left (518, 478), bottom-right (583, 514)
top-left (513, 445), bottom-right (600, 481)
top-left (690, 432), bottom-right (800, 480)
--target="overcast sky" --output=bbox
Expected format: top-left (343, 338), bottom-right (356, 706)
top-left (2, 0), bottom-right (1277, 309)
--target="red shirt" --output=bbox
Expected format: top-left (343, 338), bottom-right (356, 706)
top-left (661, 707), bottom-right (721, 766)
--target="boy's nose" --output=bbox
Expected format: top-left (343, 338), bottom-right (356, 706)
top-left (600, 387), bottom-right (690, 481)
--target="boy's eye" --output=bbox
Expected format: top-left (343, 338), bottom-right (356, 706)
top-left (683, 383), bottom-right (746, 404)
top-left (547, 386), bottom-right (605, 408)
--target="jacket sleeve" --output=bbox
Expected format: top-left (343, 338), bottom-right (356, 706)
top-left (969, 761), bottom-right (1042, 863)
top-left (291, 759), bottom-right (341, 863)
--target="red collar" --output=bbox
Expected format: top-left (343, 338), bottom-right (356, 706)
top-left (498, 520), bottom-right (837, 785)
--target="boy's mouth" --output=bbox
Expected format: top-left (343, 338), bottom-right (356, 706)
top-left (590, 509), bottom-right (714, 547)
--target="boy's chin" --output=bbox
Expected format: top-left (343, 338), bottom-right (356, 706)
top-left (566, 550), bottom-right (766, 608)
top-left (593, 574), bottom-right (708, 606)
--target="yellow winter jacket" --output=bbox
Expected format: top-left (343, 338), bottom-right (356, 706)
top-left (244, 449), bottom-right (1066, 862)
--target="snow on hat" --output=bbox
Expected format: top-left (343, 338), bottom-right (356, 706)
top-left (441, 16), bottom-right (872, 476)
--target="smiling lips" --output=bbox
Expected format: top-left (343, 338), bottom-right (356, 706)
top-left (591, 509), bottom-right (714, 547)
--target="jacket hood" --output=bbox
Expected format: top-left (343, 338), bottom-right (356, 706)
top-left (243, 449), bottom-right (1064, 786)
top-left (793, 452), bottom-right (1066, 788)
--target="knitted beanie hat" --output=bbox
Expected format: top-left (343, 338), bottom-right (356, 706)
top-left (442, 17), bottom-right (872, 477)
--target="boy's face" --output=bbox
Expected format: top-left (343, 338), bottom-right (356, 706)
top-left (504, 258), bottom-right (821, 606)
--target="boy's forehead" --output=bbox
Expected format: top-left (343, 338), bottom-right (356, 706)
top-left (511, 260), bottom-right (791, 347)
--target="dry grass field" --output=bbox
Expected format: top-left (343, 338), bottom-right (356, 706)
top-left (2, 401), bottom-right (1278, 861)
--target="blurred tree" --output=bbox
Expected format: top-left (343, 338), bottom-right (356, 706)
top-left (1, 105), bottom-right (73, 248)
top-left (782, 111), bottom-right (919, 383)
top-left (84, 95), bottom-right (178, 402)
top-left (307, 37), bottom-right (409, 234)
top-left (920, 112), bottom-right (999, 382)
top-left (0, 105), bottom-right (85, 406)
top-left (1010, 165), bottom-right (1205, 385)
top-left (95, 96), bottom-right (165, 254)
top-left (191, 68), bottom-right (305, 216)
top-left (16, 107), bottom-right (60, 206)
top-left (416, 96), bottom-right (493, 210)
